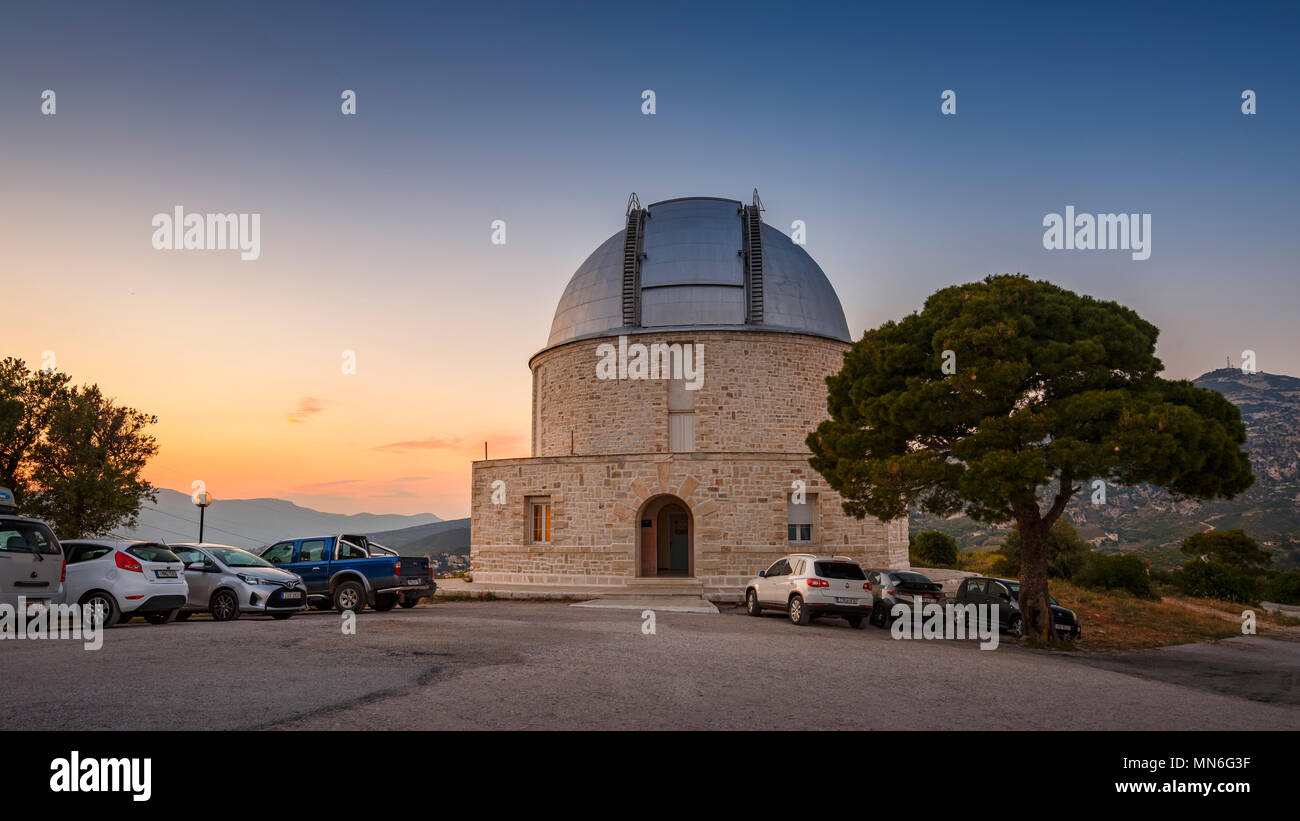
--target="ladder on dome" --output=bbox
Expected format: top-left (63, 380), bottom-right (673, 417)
top-left (743, 189), bottom-right (764, 324)
top-left (622, 193), bottom-right (646, 328)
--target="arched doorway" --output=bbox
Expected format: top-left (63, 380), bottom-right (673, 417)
top-left (636, 494), bottom-right (693, 577)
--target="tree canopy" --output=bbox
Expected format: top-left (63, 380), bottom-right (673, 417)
top-left (809, 275), bottom-right (1254, 641)
top-left (0, 358), bottom-right (158, 538)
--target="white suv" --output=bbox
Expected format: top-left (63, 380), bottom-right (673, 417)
top-left (744, 554), bottom-right (872, 627)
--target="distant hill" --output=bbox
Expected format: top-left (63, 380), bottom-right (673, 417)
top-left (362, 519), bottom-right (471, 557)
top-left (911, 368), bottom-right (1300, 571)
top-left (116, 488), bottom-right (443, 551)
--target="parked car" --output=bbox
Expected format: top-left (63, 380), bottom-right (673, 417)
top-left (744, 553), bottom-right (872, 627)
top-left (60, 539), bottom-right (188, 626)
top-left (864, 568), bottom-right (944, 628)
top-left (258, 534), bottom-right (434, 612)
top-left (953, 576), bottom-right (1082, 639)
top-left (0, 487), bottom-right (65, 609)
top-left (170, 543), bottom-right (308, 621)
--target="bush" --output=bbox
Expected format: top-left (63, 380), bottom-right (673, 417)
top-left (1180, 530), bottom-right (1271, 575)
top-left (1075, 553), bottom-right (1152, 598)
top-left (910, 530), bottom-right (958, 568)
top-left (1175, 559), bottom-right (1256, 603)
top-left (993, 519), bottom-right (1092, 580)
top-left (1261, 571), bottom-right (1300, 605)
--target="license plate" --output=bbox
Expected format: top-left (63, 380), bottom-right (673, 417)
top-left (156, 569), bottom-right (176, 578)
top-left (405, 578), bottom-right (422, 585)
top-left (280, 591), bottom-right (302, 600)
top-left (835, 597), bottom-right (858, 604)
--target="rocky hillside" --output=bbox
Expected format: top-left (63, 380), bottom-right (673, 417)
top-left (911, 368), bottom-right (1300, 571)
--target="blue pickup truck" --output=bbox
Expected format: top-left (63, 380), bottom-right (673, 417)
top-left (259, 534), bottom-right (434, 612)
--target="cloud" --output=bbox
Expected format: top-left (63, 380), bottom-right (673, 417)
top-left (287, 397), bottom-right (324, 424)
top-left (293, 479), bottom-right (360, 491)
top-left (373, 436), bottom-right (462, 453)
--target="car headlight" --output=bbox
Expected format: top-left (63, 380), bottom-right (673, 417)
top-left (238, 574), bottom-right (269, 585)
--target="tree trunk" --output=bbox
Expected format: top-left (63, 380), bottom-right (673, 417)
top-left (1014, 505), bottom-right (1054, 643)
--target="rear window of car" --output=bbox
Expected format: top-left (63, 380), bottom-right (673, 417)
top-left (814, 561), bottom-right (866, 580)
top-left (68, 544), bottom-right (114, 563)
top-left (895, 572), bottom-right (935, 584)
top-left (126, 544), bottom-right (181, 563)
top-left (0, 521), bottom-right (60, 555)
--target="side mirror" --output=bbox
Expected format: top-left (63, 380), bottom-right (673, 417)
top-left (185, 561), bottom-right (204, 571)
top-left (757, 570), bottom-right (766, 578)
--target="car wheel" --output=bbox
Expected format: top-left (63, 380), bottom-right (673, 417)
top-left (372, 593), bottom-right (398, 612)
top-left (788, 595), bottom-right (811, 626)
top-left (209, 589), bottom-right (240, 622)
top-left (173, 611), bottom-right (192, 622)
top-left (746, 589), bottom-right (762, 616)
top-left (1007, 614), bottom-right (1023, 638)
top-left (143, 609), bottom-right (177, 625)
top-left (271, 612), bottom-right (293, 620)
top-left (81, 591), bottom-right (119, 628)
top-left (333, 580), bottom-right (365, 613)
top-left (398, 597), bottom-right (419, 609)
top-left (846, 614), bottom-right (865, 629)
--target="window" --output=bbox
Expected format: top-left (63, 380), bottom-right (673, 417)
top-left (0, 521), bottom-right (59, 554)
top-left (126, 544), bottom-right (182, 564)
top-left (668, 378), bottom-right (695, 453)
top-left (814, 561), bottom-right (866, 580)
top-left (764, 559), bottom-right (791, 577)
top-left (299, 539), bottom-right (327, 562)
top-left (67, 544), bottom-right (112, 564)
top-left (529, 499), bottom-right (551, 544)
top-left (337, 540), bottom-right (368, 559)
top-left (173, 546), bottom-right (206, 567)
top-left (787, 493), bottom-right (816, 543)
top-left (263, 542), bottom-right (294, 564)
top-left (990, 582), bottom-right (1012, 601)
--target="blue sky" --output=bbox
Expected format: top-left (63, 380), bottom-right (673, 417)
top-left (1, 0), bottom-right (1296, 513)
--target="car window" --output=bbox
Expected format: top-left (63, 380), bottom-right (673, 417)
top-left (963, 579), bottom-right (987, 596)
top-left (815, 561), bottom-right (866, 580)
top-left (173, 546), bottom-right (206, 566)
top-left (300, 539), bottom-right (327, 562)
top-left (337, 540), bottom-right (367, 560)
top-left (126, 544), bottom-right (181, 563)
top-left (207, 546), bottom-right (273, 568)
top-left (0, 521), bottom-right (60, 555)
top-left (67, 544), bottom-right (113, 564)
top-left (263, 542), bottom-right (294, 564)
top-left (990, 582), bottom-right (1012, 600)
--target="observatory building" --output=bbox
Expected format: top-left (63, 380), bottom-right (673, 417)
top-left (470, 194), bottom-right (907, 597)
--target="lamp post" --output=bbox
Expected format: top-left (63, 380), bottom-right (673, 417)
top-left (193, 491), bottom-right (213, 543)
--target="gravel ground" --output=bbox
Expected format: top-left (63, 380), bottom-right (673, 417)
top-left (3, 600), bottom-right (1297, 731)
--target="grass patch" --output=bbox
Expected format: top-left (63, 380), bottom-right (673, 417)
top-left (1050, 581), bottom-right (1242, 652)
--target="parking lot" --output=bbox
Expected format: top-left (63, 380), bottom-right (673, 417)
top-left (4, 600), bottom-right (1298, 731)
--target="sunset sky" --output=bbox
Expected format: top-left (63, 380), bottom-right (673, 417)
top-left (2, 1), bottom-right (1297, 518)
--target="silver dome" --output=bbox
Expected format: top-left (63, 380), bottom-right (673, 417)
top-left (544, 196), bottom-right (851, 350)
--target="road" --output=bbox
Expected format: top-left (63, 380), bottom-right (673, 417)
top-left (3, 600), bottom-right (1297, 730)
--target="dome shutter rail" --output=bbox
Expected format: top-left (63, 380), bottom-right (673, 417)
top-left (742, 191), bottom-right (764, 324)
top-left (622, 194), bottom-right (646, 328)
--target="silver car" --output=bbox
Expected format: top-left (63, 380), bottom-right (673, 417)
top-left (744, 553), bottom-right (872, 627)
top-left (0, 488), bottom-right (64, 609)
top-left (170, 543), bottom-right (307, 621)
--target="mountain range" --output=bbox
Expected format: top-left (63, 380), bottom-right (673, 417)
top-left (912, 368), bottom-right (1300, 571)
top-left (116, 488), bottom-right (458, 552)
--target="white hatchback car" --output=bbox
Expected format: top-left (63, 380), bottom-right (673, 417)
top-left (744, 553), bottom-right (873, 627)
top-left (61, 540), bottom-right (188, 627)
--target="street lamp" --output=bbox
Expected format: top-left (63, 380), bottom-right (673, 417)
top-left (192, 491), bottom-right (213, 543)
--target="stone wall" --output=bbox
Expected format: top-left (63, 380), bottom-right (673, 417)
top-left (529, 330), bottom-right (849, 458)
top-left (470, 452), bottom-right (908, 592)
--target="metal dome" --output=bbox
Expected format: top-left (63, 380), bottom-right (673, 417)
top-left (544, 195), bottom-right (852, 350)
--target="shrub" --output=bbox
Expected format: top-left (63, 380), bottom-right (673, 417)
top-left (1175, 559), bottom-right (1256, 603)
top-left (1075, 553), bottom-right (1152, 598)
top-left (993, 519), bottom-right (1092, 580)
top-left (1261, 571), bottom-right (1300, 605)
top-left (910, 530), bottom-right (958, 568)
top-left (1180, 530), bottom-right (1271, 575)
